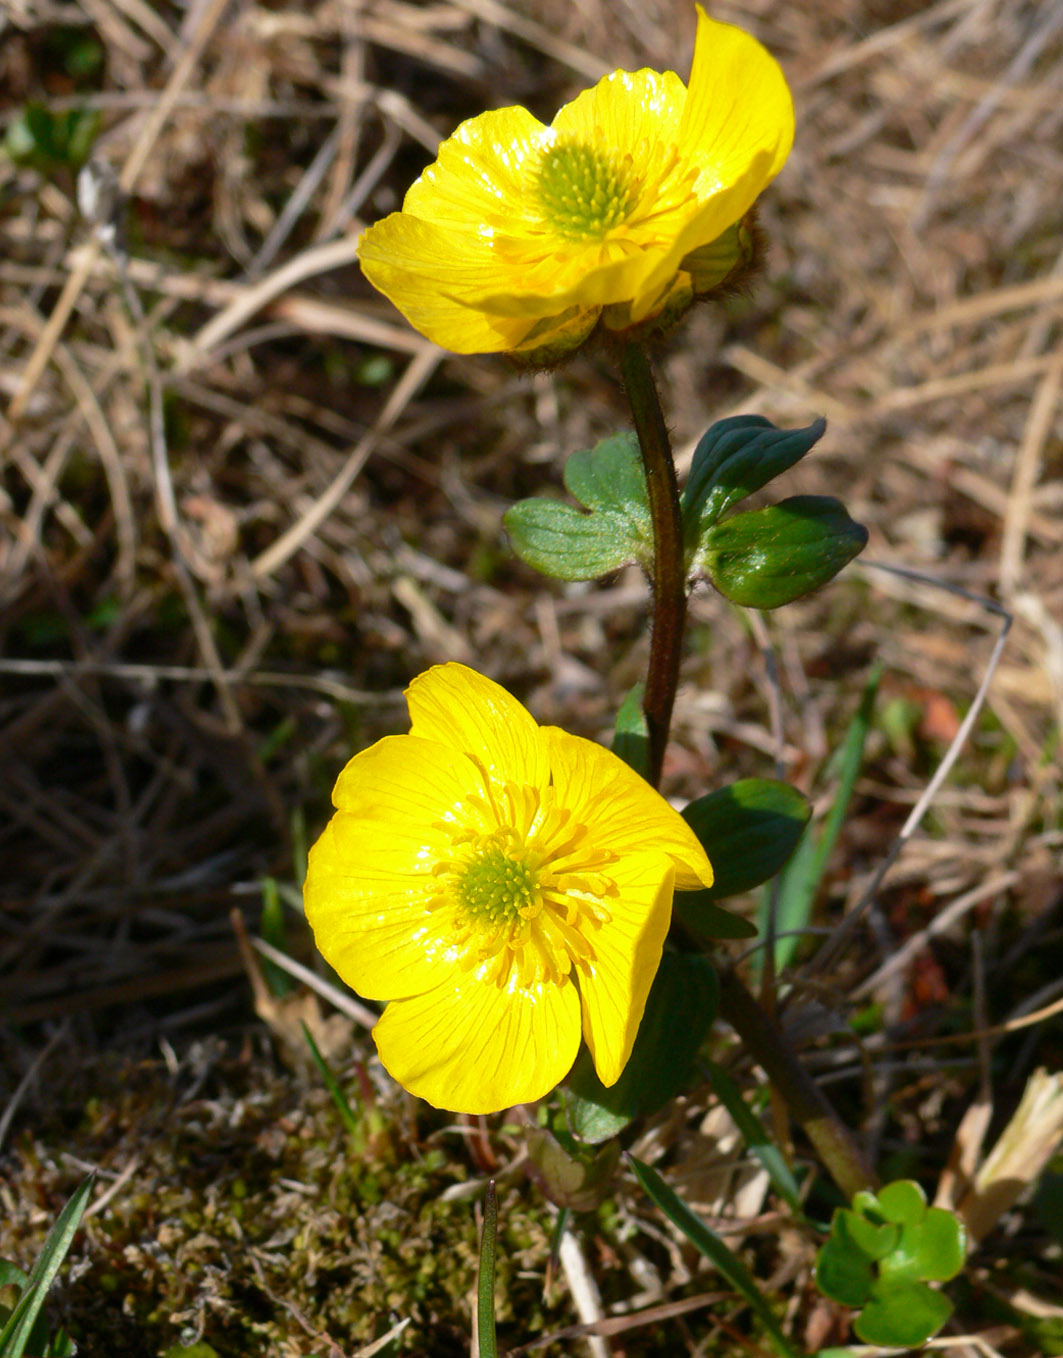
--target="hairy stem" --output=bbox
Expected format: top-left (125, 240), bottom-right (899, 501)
top-left (619, 342), bottom-right (686, 789)
top-left (619, 340), bottom-right (875, 1200)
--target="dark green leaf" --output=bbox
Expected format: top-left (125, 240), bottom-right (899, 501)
top-left (504, 432), bottom-right (652, 581)
top-left (814, 1234), bottom-right (874, 1308)
top-left (681, 778), bottom-right (811, 901)
top-left (683, 415), bottom-right (827, 542)
top-left (698, 496), bottom-right (868, 608)
top-left (4, 103), bottom-right (100, 171)
top-left (854, 1278), bottom-right (953, 1347)
top-left (567, 953), bottom-right (718, 1143)
top-left (611, 683), bottom-right (650, 780)
top-left (630, 1156), bottom-right (804, 1358)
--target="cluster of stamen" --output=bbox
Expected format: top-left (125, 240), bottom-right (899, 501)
top-left (428, 774), bottom-right (617, 989)
top-left (535, 140), bottom-right (636, 241)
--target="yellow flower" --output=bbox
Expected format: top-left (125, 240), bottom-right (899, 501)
top-left (358, 6), bottom-right (793, 358)
top-left (304, 664), bottom-right (713, 1114)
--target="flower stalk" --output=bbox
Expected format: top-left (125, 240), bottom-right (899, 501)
top-left (619, 342), bottom-right (686, 790)
top-left (618, 347), bottom-right (877, 1202)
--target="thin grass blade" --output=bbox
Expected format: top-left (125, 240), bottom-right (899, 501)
top-left (300, 1021), bottom-right (359, 1134)
top-left (476, 1180), bottom-right (499, 1358)
top-left (628, 1156), bottom-right (802, 1358)
top-left (0, 1173), bottom-right (95, 1358)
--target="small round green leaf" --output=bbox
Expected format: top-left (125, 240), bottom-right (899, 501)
top-left (698, 496), bottom-right (868, 608)
top-left (877, 1178), bottom-right (927, 1225)
top-left (815, 1234), bottom-right (874, 1308)
top-left (854, 1278), bottom-right (953, 1348)
top-left (881, 1207), bottom-right (967, 1284)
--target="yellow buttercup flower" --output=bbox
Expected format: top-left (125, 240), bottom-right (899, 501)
top-left (358, 6), bottom-right (793, 358)
top-left (304, 664), bottom-right (713, 1114)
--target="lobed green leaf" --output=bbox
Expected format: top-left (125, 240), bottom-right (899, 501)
top-left (504, 432), bottom-right (653, 581)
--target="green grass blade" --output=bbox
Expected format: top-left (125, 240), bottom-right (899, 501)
top-left (705, 1061), bottom-right (804, 1217)
top-left (0, 1173), bottom-right (95, 1358)
top-left (761, 665), bottom-right (881, 973)
top-left (628, 1156), bottom-right (803, 1358)
top-left (300, 1021), bottom-right (359, 1134)
top-left (476, 1180), bottom-right (499, 1358)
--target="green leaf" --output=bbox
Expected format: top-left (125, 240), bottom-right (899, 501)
top-left (682, 415), bottom-right (827, 543)
top-left (883, 1208), bottom-right (967, 1285)
top-left (300, 1021), bottom-right (359, 1135)
top-left (476, 1182), bottom-right (498, 1358)
top-left (854, 1277), bottom-right (953, 1347)
top-left (0, 1264), bottom-right (28, 1292)
top-left (704, 1061), bottom-right (804, 1216)
top-left (814, 1234), bottom-right (874, 1308)
top-left (525, 1129), bottom-right (620, 1211)
top-left (841, 1208), bottom-right (900, 1262)
top-left (566, 953), bottom-right (718, 1143)
top-left (681, 779), bottom-right (811, 901)
top-left (698, 496), bottom-right (868, 608)
top-left (629, 1156), bottom-right (803, 1358)
top-left (504, 432), bottom-right (652, 581)
top-left (876, 1178), bottom-right (927, 1226)
top-left (611, 683), bottom-right (650, 781)
top-left (0, 1174), bottom-right (94, 1358)
top-left (3, 103), bottom-right (100, 172)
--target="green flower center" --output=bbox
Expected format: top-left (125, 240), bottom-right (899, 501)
top-left (535, 141), bottom-right (635, 241)
top-left (454, 841), bottom-right (540, 925)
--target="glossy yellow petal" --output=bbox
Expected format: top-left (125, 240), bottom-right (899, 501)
top-left (552, 68), bottom-right (685, 149)
top-left (403, 104), bottom-right (550, 232)
top-left (373, 967), bottom-right (581, 1113)
top-left (358, 214), bottom-right (540, 353)
top-left (625, 153), bottom-right (780, 321)
top-left (406, 663), bottom-right (550, 791)
top-left (464, 241), bottom-right (658, 320)
top-left (304, 815), bottom-right (456, 1001)
top-left (578, 852), bottom-right (675, 1086)
top-left (679, 7), bottom-right (794, 201)
top-left (331, 733), bottom-right (479, 820)
top-left (542, 726), bottom-right (713, 891)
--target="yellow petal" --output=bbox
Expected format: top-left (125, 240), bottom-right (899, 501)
top-left (406, 663), bottom-right (551, 791)
top-left (404, 104), bottom-right (550, 232)
top-left (331, 732), bottom-right (477, 818)
top-left (542, 726), bottom-right (713, 890)
top-left (625, 153), bottom-right (779, 321)
top-left (577, 852), bottom-right (675, 1086)
top-left (678, 7), bottom-right (794, 201)
top-left (304, 813), bottom-right (458, 1001)
top-left (552, 67), bottom-right (685, 149)
top-left (373, 968), bottom-right (581, 1113)
top-left (358, 214), bottom-right (540, 353)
